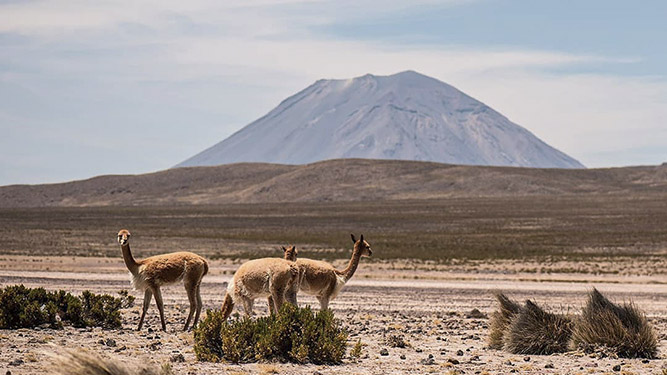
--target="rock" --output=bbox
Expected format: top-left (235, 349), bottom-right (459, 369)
top-left (466, 308), bottom-right (487, 319)
top-left (6, 370), bottom-right (12, 375)
top-left (415, 348), bottom-right (423, 353)
top-left (170, 353), bottom-right (185, 363)
top-left (545, 363), bottom-right (554, 369)
top-left (313, 372), bottom-right (323, 375)
top-left (105, 338), bottom-right (116, 347)
top-left (114, 345), bottom-right (127, 353)
top-left (456, 349), bottom-right (464, 356)
top-left (147, 327), bottom-right (154, 333)
top-left (98, 339), bottom-right (105, 345)
top-left (447, 358), bottom-right (460, 365)
top-left (523, 356), bottom-right (530, 362)
top-left (399, 354), bottom-right (406, 360)
top-left (380, 348), bottom-right (389, 356)
top-left (612, 364), bottom-right (621, 372)
top-left (420, 356), bottom-right (435, 365)
top-left (8, 359), bottom-right (23, 366)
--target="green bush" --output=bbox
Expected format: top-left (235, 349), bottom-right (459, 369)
top-left (0, 285), bottom-right (133, 330)
top-left (194, 304), bottom-right (348, 364)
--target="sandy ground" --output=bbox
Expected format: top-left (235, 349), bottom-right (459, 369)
top-left (0, 256), bottom-right (665, 375)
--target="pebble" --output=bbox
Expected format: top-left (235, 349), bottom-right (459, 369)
top-left (105, 338), bottom-right (116, 347)
top-left (8, 359), bottom-right (23, 366)
top-left (545, 363), bottom-right (554, 369)
top-left (523, 356), bottom-right (530, 362)
top-left (380, 348), bottom-right (389, 356)
top-left (399, 354), bottom-right (406, 360)
top-left (170, 353), bottom-right (185, 363)
top-left (447, 358), bottom-right (459, 365)
top-left (612, 364), bottom-right (621, 372)
top-left (456, 349), bottom-right (464, 356)
top-left (420, 355), bottom-right (435, 365)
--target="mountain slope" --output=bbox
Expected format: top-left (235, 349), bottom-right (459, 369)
top-left (2, 159), bottom-right (665, 207)
top-left (177, 71), bottom-right (583, 169)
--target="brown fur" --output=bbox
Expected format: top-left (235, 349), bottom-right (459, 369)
top-left (221, 257), bottom-right (299, 320)
top-left (266, 246), bottom-right (298, 313)
top-left (291, 234), bottom-right (371, 310)
top-left (117, 229), bottom-right (208, 331)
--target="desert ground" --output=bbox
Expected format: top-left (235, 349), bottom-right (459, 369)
top-left (0, 198), bottom-right (666, 374)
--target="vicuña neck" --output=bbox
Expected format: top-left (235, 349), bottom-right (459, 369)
top-left (336, 245), bottom-right (363, 281)
top-left (121, 243), bottom-right (140, 274)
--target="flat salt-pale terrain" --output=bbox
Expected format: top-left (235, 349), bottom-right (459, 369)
top-left (0, 256), bottom-right (665, 375)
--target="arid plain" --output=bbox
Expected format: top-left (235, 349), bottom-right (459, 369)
top-left (1, 191), bottom-right (666, 374)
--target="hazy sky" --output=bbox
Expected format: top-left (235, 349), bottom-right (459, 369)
top-left (2, 0), bottom-right (666, 185)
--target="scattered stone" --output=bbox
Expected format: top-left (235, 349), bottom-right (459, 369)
top-left (149, 341), bottom-right (162, 351)
top-left (380, 348), bottom-right (389, 356)
top-left (98, 339), bottom-right (105, 345)
top-left (114, 345), bottom-right (127, 353)
top-left (470, 355), bottom-right (480, 361)
top-left (147, 327), bottom-right (154, 333)
top-left (447, 358), bottom-right (460, 365)
top-left (505, 360), bottom-right (513, 366)
top-left (6, 370), bottom-right (12, 375)
top-left (420, 355), bottom-right (435, 365)
top-left (399, 354), bottom-right (406, 360)
top-left (523, 356), bottom-right (530, 362)
top-left (313, 372), bottom-right (323, 375)
top-left (170, 353), bottom-right (185, 363)
top-left (641, 359), bottom-right (650, 364)
top-left (8, 359), bottom-right (23, 366)
top-left (415, 348), bottom-right (423, 353)
top-left (545, 363), bottom-right (554, 369)
top-left (105, 338), bottom-right (116, 347)
top-left (612, 364), bottom-right (621, 372)
top-left (466, 308), bottom-right (487, 319)
top-left (456, 349), bottom-right (464, 356)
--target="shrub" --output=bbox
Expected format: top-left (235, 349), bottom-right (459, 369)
top-left (570, 288), bottom-right (657, 358)
top-left (503, 300), bottom-right (573, 355)
top-left (488, 293), bottom-right (521, 349)
top-left (0, 285), bottom-right (132, 329)
top-left (194, 304), bottom-right (348, 364)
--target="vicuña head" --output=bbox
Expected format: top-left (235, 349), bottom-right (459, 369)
top-left (117, 229), bottom-right (209, 332)
top-left (282, 245), bottom-right (298, 261)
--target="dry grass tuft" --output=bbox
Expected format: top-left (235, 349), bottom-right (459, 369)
top-left (488, 293), bottom-right (521, 349)
top-left (48, 349), bottom-right (172, 375)
top-left (503, 300), bottom-right (573, 355)
top-left (570, 288), bottom-right (658, 359)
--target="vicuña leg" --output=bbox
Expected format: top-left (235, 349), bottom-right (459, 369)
top-left (153, 287), bottom-right (167, 331)
top-left (184, 280), bottom-right (197, 331)
top-left (271, 287), bottom-right (286, 313)
top-left (193, 283), bottom-right (203, 328)
top-left (138, 289), bottom-right (153, 331)
top-left (317, 295), bottom-right (330, 310)
top-left (242, 297), bottom-right (254, 316)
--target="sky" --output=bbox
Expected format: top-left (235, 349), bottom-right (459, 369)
top-left (1, 0), bottom-right (666, 185)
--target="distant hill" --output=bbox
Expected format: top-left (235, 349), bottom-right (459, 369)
top-left (1, 159), bottom-right (665, 207)
top-left (177, 71), bottom-right (584, 169)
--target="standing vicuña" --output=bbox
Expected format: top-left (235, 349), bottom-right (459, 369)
top-left (289, 234), bottom-right (371, 310)
top-left (221, 256), bottom-right (299, 320)
top-left (117, 229), bottom-right (208, 331)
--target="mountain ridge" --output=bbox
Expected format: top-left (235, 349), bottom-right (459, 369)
top-left (1, 159), bottom-right (664, 208)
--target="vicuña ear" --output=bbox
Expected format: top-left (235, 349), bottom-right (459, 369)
top-left (282, 246), bottom-right (287, 252)
top-left (351, 234), bottom-right (356, 243)
top-left (360, 234), bottom-right (364, 242)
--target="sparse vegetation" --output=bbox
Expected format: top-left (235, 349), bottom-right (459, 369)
top-left (570, 288), bottom-right (658, 358)
top-left (349, 339), bottom-right (364, 358)
top-left (194, 304), bottom-right (348, 364)
top-left (503, 300), bottom-right (573, 355)
top-left (0, 285), bottom-right (133, 329)
top-left (49, 348), bottom-right (173, 375)
top-left (488, 293), bottom-right (521, 349)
